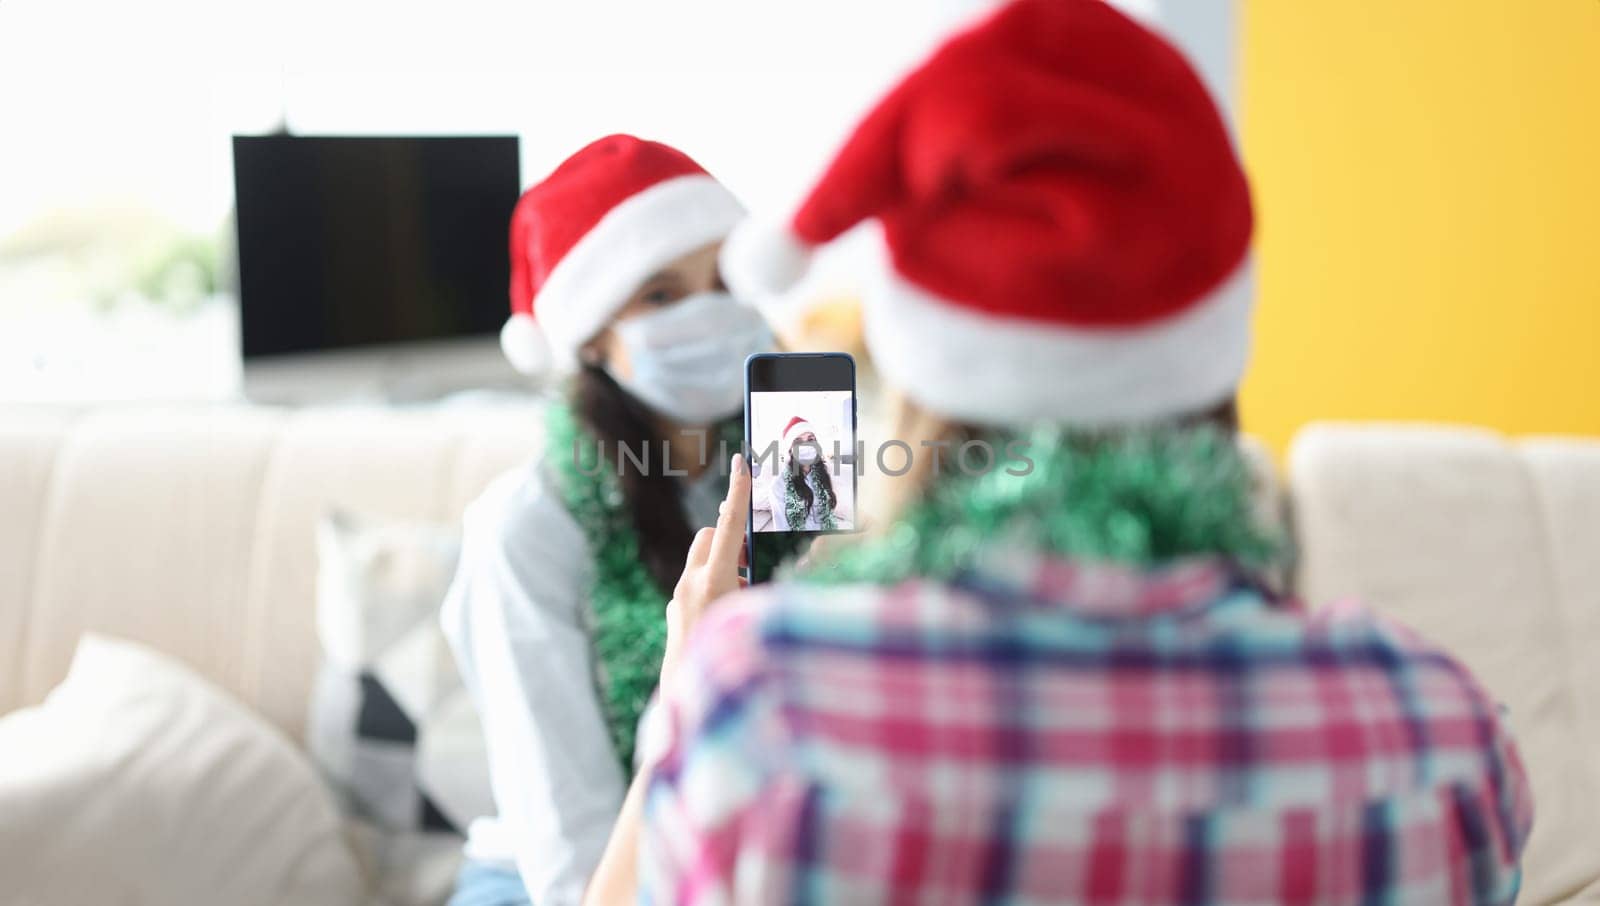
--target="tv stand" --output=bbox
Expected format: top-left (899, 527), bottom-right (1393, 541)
top-left (242, 336), bottom-right (538, 405)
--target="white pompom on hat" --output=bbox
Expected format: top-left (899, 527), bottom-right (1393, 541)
top-left (718, 219), bottom-right (815, 306)
top-left (498, 313), bottom-right (552, 377)
top-left (502, 135), bottom-right (746, 376)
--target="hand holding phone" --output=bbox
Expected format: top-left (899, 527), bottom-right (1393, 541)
top-left (662, 452), bottom-right (751, 685)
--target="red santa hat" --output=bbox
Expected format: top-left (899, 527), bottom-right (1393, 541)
top-left (781, 415), bottom-right (816, 451)
top-left (501, 135), bottom-right (746, 375)
top-left (721, 0), bottom-right (1254, 427)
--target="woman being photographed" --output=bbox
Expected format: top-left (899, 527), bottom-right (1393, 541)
top-left (767, 416), bottom-right (839, 531)
top-left (439, 134), bottom-right (774, 906)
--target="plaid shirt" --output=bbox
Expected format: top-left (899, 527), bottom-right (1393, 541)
top-left (637, 550), bottom-right (1532, 905)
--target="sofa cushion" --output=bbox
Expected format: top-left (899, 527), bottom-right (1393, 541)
top-left (0, 405), bottom-right (542, 739)
top-left (1519, 438), bottom-right (1600, 761)
top-left (1290, 423), bottom-right (1600, 905)
top-left (0, 634), bottom-right (366, 906)
top-left (0, 409), bottom-right (75, 713)
top-left (309, 510), bottom-right (495, 906)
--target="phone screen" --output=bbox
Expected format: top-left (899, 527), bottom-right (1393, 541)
top-left (744, 352), bottom-right (858, 582)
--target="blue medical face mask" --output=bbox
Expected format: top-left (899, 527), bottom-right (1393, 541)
top-left (608, 291), bottom-right (773, 424)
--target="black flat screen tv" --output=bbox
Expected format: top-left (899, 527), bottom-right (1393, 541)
top-left (232, 135), bottom-right (520, 359)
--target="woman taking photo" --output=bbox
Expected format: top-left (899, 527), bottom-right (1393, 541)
top-left (439, 134), bottom-right (773, 906)
top-left (768, 416), bottom-right (839, 531)
top-left (584, 2), bottom-right (1532, 903)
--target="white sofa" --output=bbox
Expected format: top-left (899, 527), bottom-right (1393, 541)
top-left (0, 407), bottom-right (1596, 903)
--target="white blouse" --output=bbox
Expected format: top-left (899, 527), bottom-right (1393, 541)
top-left (439, 457), bottom-right (724, 904)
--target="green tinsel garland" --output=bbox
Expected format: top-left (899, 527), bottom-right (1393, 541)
top-left (799, 424), bottom-right (1280, 586)
top-left (782, 466), bottom-right (838, 532)
top-left (544, 403), bottom-right (745, 769)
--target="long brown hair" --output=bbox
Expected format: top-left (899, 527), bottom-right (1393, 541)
top-left (786, 458), bottom-right (838, 517)
top-left (572, 363), bottom-right (697, 595)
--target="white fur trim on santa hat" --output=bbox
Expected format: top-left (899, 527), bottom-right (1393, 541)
top-left (500, 313), bottom-right (553, 376)
top-left (534, 174), bottom-right (746, 371)
top-left (782, 417), bottom-right (817, 450)
top-left (861, 228), bottom-right (1254, 428)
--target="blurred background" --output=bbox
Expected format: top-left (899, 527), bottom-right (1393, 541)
top-left (1238, 2), bottom-right (1600, 456)
top-left (1, 0), bottom-right (1596, 448)
top-left (5, 4), bottom-right (1600, 903)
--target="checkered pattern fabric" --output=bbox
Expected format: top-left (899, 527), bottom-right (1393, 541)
top-left (308, 513), bottom-right (497, 906)
top-left (638, 553), bottom-right (1532, 905)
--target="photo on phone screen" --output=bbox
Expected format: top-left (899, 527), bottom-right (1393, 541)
top-left (745, 353), bottom-right (857, 582)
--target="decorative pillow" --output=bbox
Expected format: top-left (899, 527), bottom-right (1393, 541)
top-left (0, 634), bottom-right (366, 906)
top-left (310, 511), bottom-right (494, 906)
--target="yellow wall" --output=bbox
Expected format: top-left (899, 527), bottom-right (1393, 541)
top-left (1238, 2), bottom-right (1600, 457)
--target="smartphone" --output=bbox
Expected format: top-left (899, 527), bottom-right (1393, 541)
top-left (744, 352), bottom-right (858, 583)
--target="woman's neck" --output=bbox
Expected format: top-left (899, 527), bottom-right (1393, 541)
top-left (655, 417), bottom-right (715, 481)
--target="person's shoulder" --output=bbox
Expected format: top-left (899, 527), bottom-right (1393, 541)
top-left (462, 456), bottom-right (584, 554)
top-left (678, 583), bottom-right (837, 691)
top-left (1306, 597), bottom-right (1467, 661)
top-left (681, 587), bottom-right (785, 688)
top-left (670, 582), bottom-right (892, 725)
top-left (690, 577), bottom-right (932, 673)
top-left (452, 456), bottom-right (594, 619)
top-left (765, 472), bottom-right (788, 503)
top-left (1304, 599), bottom-right (1509, 735)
